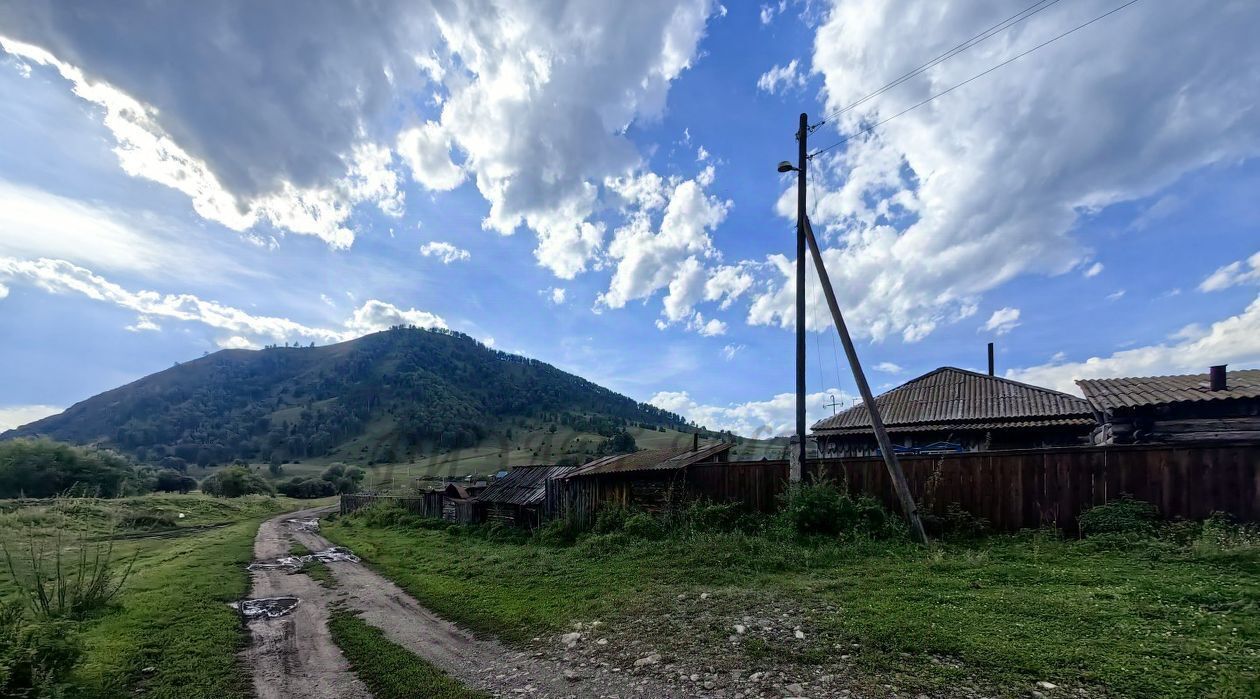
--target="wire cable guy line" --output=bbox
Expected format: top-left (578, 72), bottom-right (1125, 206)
top-left (808, 0), bottom-right (1143, 159)
top-left (810, 0), bottom-right (1066, 132)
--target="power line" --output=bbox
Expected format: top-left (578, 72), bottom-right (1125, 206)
top-left (809, 0), bottom-right (1142, 159)
top-left (812, 0), bottom-right (1065, 131)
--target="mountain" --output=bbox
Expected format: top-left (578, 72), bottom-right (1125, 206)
top-left (3, 327), bottom-right (691, 470)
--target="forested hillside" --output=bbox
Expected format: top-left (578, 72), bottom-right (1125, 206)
top-left (2, 327), bottom-right (689, 469)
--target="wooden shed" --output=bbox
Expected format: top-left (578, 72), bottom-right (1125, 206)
top-left (474, 464), bottom-right (580, 528)
top-left (811, 367), bottom-right (1094, 456)
top-left (546, 441), bottom-right (733, 523)
top-left (1078, 366), bottom-right (1260, 444)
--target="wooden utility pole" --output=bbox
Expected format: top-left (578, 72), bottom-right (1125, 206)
top-left (803, 217), bottom-right (929, 544)
top-left (793, 112), bottom-right (808, 483)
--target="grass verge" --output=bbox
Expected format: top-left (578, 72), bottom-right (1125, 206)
top-left (1, 494), bottom-right (318, 697)
top-left (328, 607), bottom-right (487, 699)
top-left (324, 515), bottom-right (1260, 698)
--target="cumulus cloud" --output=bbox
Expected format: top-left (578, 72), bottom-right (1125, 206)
top-left (419, 241), bottom-right (471, 264)
top-left (757, 58), bottom-right (806, 94)
top-left (1, 1), bottom-right (720, 270)
top-left (982, 307), bottom-right (1021, 336)
top-left (1084, 262), bottom-right (1104, 278)
top-left (1199, 252), bottom-right (1260, 292)
top-left (543, 287), bottom-right (567, 304)
top-left (751, 0), bottom-right (1260, 343)
top-left (600, 166), bottom-right (732, 330)
top-left (650, 388), bottom-right (851, 438)
top-left (0, 282), bottom-right (7, 300)
top-left (0, 256), bottom-right (445, 346)
top-left (759, 1), bottom-right (787, 25)
top-left (1008, 293), bottom-right (1260, 394)
top-left (874, 361), bottom-right (903, 373)
top-left (397, 121), bottom-right (464, 191)
top-left (0, 404), bottom-right (62, 432)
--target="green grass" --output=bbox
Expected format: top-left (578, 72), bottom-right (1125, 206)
top-left (289, 542), bottom-right (336, 588)
top-left (325, 517), bottom-right (1260, 698)
top-left (0, 494), bottom-right (314, 698)
top-left (328, 607), bottom-right (487, 699)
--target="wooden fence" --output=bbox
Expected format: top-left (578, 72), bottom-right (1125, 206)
top-left (688, 443), bottom-right (1260, 533)
top-left (340, 492), bottom-right (445, 518)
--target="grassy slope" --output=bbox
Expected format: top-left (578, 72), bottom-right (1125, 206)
top-left (0, 494), bottom-right (319, 698)
top-left (328, 608), bottom-right (488, 699)
top-left (324, 520), bottom-right (1260, 698)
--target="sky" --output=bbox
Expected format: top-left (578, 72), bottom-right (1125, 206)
top-left (1, 0), bottom-right (1259, 437)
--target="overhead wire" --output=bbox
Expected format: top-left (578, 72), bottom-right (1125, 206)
top-left (807, 0), bottom-right (1143, 159)
top-left (810, 0), bottom-right (1065, 131)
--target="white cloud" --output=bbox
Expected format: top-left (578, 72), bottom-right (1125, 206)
top-left (0, 256), bottom-right (445, 346)
top-left (125, 316), bottom-right (160, 333)
top-left (983, 307), bottom-right (1021, 336)
top-left (419, 241), bottom-right (471, 264)
top-left (759, 1), bottom-right (787, 25)
top-left (696, 146), bottom-right (710, 161)
top-left (217, 336), bottom-right (260, 350)
top-left (397, 121), bottom-right (465, 191)
top-left (0, 282), bottom-right (7, 300)
top-left (1008, 293), bottom-right (1260, 394)
top-left (721, 343), bottom-right (744, 360)
top-left (0, 404), bottom-right (61, 432)
top-left (756, 58), bottom-right (806, 94)
top-left (544, 287), bottom-right (567, 305)
top-left (874, 361), bottom-right (903, 373)
top-left (650, 388), bottom-right (852, 438)
top-left (1199, 252), bottom-right (1260, 292)
top-left (750, 0), bottom-right (1260, 344)
top-left (1106, 289), bottom-right (1126, 302)
top-left (1084, 262), bottom-right (1104, 278)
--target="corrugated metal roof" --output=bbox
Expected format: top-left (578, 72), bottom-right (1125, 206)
top-left (1077, 369), bottom-right (1260, 411)
top-left (812, 367), bottom-right (1091, 433)
top-left (567, 442), bottom-right (732, 477)
top-left (819, 417), bottom-right (1096, 436)
top-left (475, 465), bottom-right (581, 506)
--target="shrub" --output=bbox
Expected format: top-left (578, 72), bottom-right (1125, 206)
top-left (779, 481), bottom-right (899, 539)
top-left (1079, 496), bottom-right (1159, 537)
top-left (0, 600), bottom-right (83, 697)
top-left (623, 512), bottom-right (665, 540)
top-left (592, 506), bottom-right (628, 534)
top-left (1, 531), bottom-right (136, 621)
top-left (200, 466), bottom-right (275, 498)
top-left (0, 439), bottom-right (148, 499)
top-left (277, 477), bottom-right (338, 499)
top-left (535, 518), bottom-right (583, 546)
top-left (682, 501), bottom-right (748, 533)
top-left (120, 510), bottom-right (178, 530)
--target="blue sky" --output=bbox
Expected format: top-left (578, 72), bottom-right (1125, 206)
top-left (1, 0), bottom-right (1259, 436)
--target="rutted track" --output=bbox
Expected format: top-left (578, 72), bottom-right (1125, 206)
top-left (243, 507), bottom-right (691, 698)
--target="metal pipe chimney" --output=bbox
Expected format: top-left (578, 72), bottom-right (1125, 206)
top-left (1210, 364), bottom-right (1227, 391)
top-left (987, 342), bottom-right (995, 377)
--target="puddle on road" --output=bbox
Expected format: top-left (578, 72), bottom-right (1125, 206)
top-left (247, 547), bottom-right (361, 573)
top-left (285, 517), bottom-right (321, 532)
top-left (233, 597), bottom-right (300, 620)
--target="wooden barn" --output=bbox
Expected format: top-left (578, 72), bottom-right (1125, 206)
top-left (811, 367), bottom-right (1094, 456)
top-left (546, 440), bottom-right (732, 523)
top-left (1078, 366), bottom-right (1260, 445)
top-left (474, 464), bottom-right (580, 528)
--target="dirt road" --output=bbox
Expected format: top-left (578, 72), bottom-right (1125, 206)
top-left (244, 507), bottom-right (692, 698)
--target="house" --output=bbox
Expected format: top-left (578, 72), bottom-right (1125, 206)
top-left (811, 367), bottom-right (1094, 456)
top-left (1077, 365), bottom-right (1260, 444)
top-left (546, 438), bottom-right (733, 522)
top-left (474, 464), bottom-right (581, 528)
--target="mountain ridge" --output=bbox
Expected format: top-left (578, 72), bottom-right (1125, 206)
top-left (3, 326), bottom-right (692, 470)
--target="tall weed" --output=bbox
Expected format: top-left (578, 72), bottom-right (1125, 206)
top-left (1, 530), bottom-right (136, 621)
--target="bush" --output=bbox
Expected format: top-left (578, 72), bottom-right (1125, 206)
top-left (200, 466), bottom-right (274, 498)
top-left (0, 439), bottom-right (148, 499)
top-left (592, 506), bottom-right (628, 534)
top-left (1, 532), bottom-right (136, 621)
top-left (277, 477), bottom-right (338, 499)
top-left (623, 512), bottom-right (665, 540)
top-left (0, 600), bottom-right (83, 697)
top-left (680, 501), bottom-right (752, 534)
top-left (922, 504), bottom-right (991, 539)
top-left (779, 481), bottom-right (897, 539)
top-left (1079, 496), bottom-right (1159, 537)
top-left (120, 510), bottom-right (178, 530)
top-left (535, 518), bottom-right (583, 546)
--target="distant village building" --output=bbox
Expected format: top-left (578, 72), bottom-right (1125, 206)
top-left (546, 439), bottom-right (732, 522)
top-left (1078, 366), bottom-right (1260, 445)
top-left (811, 367), bottom-right (1094, 456)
